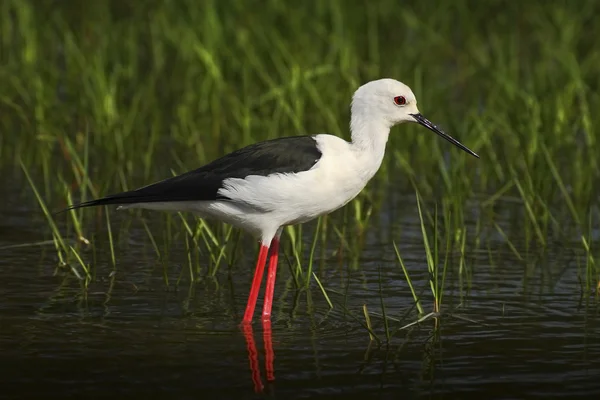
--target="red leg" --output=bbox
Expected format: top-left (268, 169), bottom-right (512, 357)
top-left (241, 323), bottom-right (264, 392)
top-left (242, 244), bottom-right (270, 324)
top-left (261, 238), bottom-right (280, 320)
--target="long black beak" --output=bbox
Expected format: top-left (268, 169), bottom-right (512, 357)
top-left (410, 113), bottom-right (479, 158)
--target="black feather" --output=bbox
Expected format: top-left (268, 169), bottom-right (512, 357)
top-left (58, 135), bottom-right (322, 213)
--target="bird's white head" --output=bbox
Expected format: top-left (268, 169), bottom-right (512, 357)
top-left (352, 79), bottom-right (420, 126)
top-left (351, 78), bottom-right (479, 158)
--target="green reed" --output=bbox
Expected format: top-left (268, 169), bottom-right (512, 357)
top-left (2, 0), bottom-right (600, 304)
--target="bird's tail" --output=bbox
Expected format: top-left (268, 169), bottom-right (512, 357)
top-left (54, 170), bottom-right (217, 215)
top-left (54, 190), bottom-right (149, 215)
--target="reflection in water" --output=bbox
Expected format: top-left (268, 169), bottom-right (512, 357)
top-left (241, 321), bottom-right (276, 393)
top-left (263, 321), bottom-right (276, 382)
top-left (241, 323), bottom-right (263, 392)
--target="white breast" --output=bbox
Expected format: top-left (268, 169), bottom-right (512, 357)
top-left (211, 135), bottom-right (379, 234)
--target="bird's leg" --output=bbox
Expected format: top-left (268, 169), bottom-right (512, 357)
top-left (261, 235), bottom-right (281, 320)
top-left (242, 244), bottom-right (270, 323)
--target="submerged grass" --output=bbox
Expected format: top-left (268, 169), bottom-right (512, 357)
top-left (2, 0), bottom-right (600, 316)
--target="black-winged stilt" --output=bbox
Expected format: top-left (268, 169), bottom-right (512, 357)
top-left (62, 78), bottom-right (479, 324)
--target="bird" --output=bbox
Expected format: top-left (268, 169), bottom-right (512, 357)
top-left (60, 78), bottom-right (479, 324)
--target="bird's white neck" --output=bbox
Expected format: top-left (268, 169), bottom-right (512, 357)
top-left (349, 110), bottom-right (391, 178)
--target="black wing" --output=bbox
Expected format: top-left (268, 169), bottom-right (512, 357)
top-left (59, 135), bottom-right (322, 212)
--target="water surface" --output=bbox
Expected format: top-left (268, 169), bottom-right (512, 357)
top-left (1, 185), bottom-right (599, 399)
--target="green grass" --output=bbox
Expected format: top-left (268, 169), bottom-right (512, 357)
top-left (2, 0), bottom-right (600, 323)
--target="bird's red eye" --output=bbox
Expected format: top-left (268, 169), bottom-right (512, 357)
top-left (393, 96), bottom-right (406, 106)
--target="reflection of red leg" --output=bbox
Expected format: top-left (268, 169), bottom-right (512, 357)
top-left (241, 323), bottom-right (264, 393)
top-left (263, 319), bottom-right (275, 382)
top-left (262, 238), bottom-right (280, 320)
top-left (243, 244), bottom-right (270, 323)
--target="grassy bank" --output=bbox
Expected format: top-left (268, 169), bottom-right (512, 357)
top-left (1, 0), bottom-right (599, 303)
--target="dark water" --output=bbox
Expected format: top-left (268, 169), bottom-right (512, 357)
top-left (1, 190), bottom-right (599, 400)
